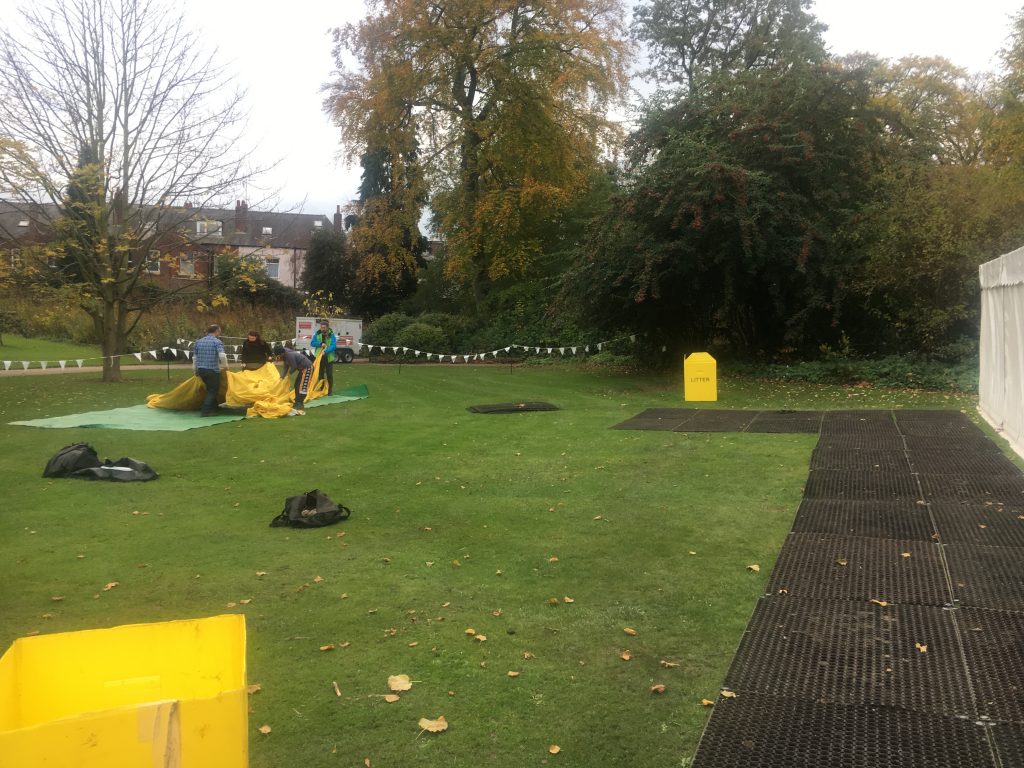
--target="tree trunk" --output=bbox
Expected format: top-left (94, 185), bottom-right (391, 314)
top-left (99, 297), bottom-right (128, 382)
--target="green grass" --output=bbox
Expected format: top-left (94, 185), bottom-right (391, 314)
top-left (0, 365), bottom-right (1005, 766)
top-left (0, 333), bottom-right (182, 368)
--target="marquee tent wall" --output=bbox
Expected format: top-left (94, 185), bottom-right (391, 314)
top-left (979, 245), bottom-right (1024, 458)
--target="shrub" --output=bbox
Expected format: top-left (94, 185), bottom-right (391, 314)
top-left (363, 313), bottom-right (413, 345)
top-left (394, 322), bottom-right (449, 354)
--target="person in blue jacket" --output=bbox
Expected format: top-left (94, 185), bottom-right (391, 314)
top-left (310, 318), bottom-right (337, 395)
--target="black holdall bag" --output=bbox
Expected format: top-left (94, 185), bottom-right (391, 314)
top-left (43, 443), bottom-right (102, 478)
top-left (270, 489), bottom-right (352, 528)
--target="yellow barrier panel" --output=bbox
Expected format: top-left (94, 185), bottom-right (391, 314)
top-left (0, 614), bottom-right (248, 768)
top-left (684, 352), bottom-right (718, 402)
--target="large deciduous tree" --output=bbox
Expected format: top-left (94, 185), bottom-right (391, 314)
top-left (0, 0), bottom-right (260, 381)
top-left (323, 0), bottom-right (629, 310)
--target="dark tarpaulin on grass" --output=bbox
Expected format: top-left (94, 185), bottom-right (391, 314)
top-left (467, 402), bottom-right (560, 414)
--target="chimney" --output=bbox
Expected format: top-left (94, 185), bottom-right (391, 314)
top-left (235, 199), bottom-right (249, 235)
top-left (334, 205), bottom-right (342, 234)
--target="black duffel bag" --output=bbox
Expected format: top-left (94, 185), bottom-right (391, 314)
top-left (270, 489), bottom-right (351, 528)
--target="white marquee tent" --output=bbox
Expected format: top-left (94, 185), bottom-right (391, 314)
top-left (979, 245), bottom-right (1024, 458)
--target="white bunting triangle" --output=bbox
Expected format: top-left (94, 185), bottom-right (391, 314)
top-left (40, 361), bottom-right (48, 369)
top-left (59, 360), bottom-right (67, 369)
top-left (133, 352), bottom-right (142, 362)
top-left (75, 359), bottom-right (84, 367)
top-left (21, 361), bottom-right (29, 369)
top-left (2, 361), bottom-right (10, 370)
top-left (149, 350), bottom-right (159, 359)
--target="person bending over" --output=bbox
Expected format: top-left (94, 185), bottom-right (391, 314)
top-left (278, 340), bottom-right (313, 416)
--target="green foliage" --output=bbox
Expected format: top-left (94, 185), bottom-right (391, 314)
top-left (393, 321), bottom-right (448, 353)
top-left (362, 312), bottom-right (413, 345)
top-left (301, 230), bottom-right (352, 307)
top-left (733, 355), bottom-right (979, 392)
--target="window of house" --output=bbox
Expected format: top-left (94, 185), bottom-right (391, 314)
top-left (178, 252), bottom-right (196, 277)
top-left (313, 220), bottom-right (323, 228)
top-left (262, 226), bottom-right (273, 235)
top-left (196, 220), bottom-right (222, 236)
top-left (17, 220), bottom-right (29, 227)
top-left (145, 250), bottom-right (161, 274)
top-left (265, 257), bottom-right (280, 279)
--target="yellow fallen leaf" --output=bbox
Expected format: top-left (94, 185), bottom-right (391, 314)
top-left (492, 609), bottom-right (503, 617)
top-left (258, 724), bottom-right (271, 735)
top-left (901, 552), bottom-right (912, 559)
top-left (465, 628), bottom-right (476, 635)
top-left (408, 642), bottom-right (419, 647)
top-left (549, 556), bottom-right (559, 563)
top-left (620, 650), bottom-right (632, 661)
top-left (418, 715), bottom-right (448, 733)
top-left (916, 642), bottom-right (928, 653)
top-left (451, 559), bottom-right (461, 567)
top-left (835, 558), bottom-right (849, 567)
top-left (442, 602), bottom-right (451, 608)
top-left (746, 564), bottom-right (760, 573)
top-left (479, 661), bottom-right (487, 668)
top-left (495, 569), bottom-right (502, 576)
top-left (320, 644), bottom-right (335, 652)
top-left (660, 660), bottom-right (679, 668)
top-left (364, 759), bottom-right (372, 768)
top-left (549, 744), bottom-right (561, 754)
top-left (314, 575), bottom-right (324, 583)
top-left (623, 627), bottom-right (638, 636)
top-left (870, 599), bottom-right (889, 607)
top-left (701, 698), bottom-right (715, 707)
top-left (388, 675), bottom-right (413, 692)
top-left (720, 690), bottom-right (737, 699)
top-left (226, 602), bottom-right (237, 608)
top-left (523, 651), bottom-right (535, 659)
top-left (547, 597), bottom-right (560, 605)
top-left (507, 671), bottom-right (521, 677)
top-left (247, 684), bottom-right (262, 695)
top-left (102, 581), bottom-right (119, 591)
top-left (777, 587), bottom-right (789, 595)
top-left (50, 596), bottom-right (64, 602)
top-left (688, 551), bottom-right (697, 555)
top-left (563, 596), bottom-right (575, 604)
top-left (332, 681), bottom-right (341, 697)
top-left (383, 694), bottom-right (400, 703)
top-left (474, 634), bottom-right (487, 642)
top-left (239, 598), bottom-right (252, 605)
top-left (341, 593), bottom-right (349, 599)
top-left (650, 684), bottom-right (667, 694)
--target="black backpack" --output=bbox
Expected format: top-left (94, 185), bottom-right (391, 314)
top-left (270, 489), bottom-right (352, 528)
top-left (43, 443), bottom-right (102, 478)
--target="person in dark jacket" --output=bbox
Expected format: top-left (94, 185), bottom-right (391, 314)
top-left (240, 330), bottom-right (274, 370)
top-left (278, 340), bottom-right (313, 416)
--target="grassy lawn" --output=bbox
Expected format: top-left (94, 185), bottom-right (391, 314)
top-left (0, 334), bottom-right (183, 368)
top-left (0, 363), bottom-right (992, 766)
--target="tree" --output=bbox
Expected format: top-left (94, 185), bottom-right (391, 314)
top-left (302, 228), bottom-right (352, 306)
top-left (323, 0), bottom-right (629, 310)
top-left (0, 0), bottom-right (262, 381)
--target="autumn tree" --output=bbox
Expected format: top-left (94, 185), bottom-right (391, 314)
top-left (0, 0), bottom-right (262, 381)
top-left (323, 0), bottom-right (629, 310)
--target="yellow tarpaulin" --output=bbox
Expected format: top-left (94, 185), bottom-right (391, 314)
top-left (146, 360), bottom-right (327, 419)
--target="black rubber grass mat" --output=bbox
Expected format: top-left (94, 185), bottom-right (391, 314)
top-left (946, 544), bottom-right (1024, 612)
top-left (724, 597), bottom-right (973, 716)
top-left (896, 415), bottom-right (988, 439)
top-left (610, 417), bottom-right (689, 431)
top-left (919, 474), bottom-right (1024, 504)
top-left (744, 410), bottom-right (824, 434)
top-left (792, 499), bottom-right (935, 541)
top-left (990, 721), bottom-right (1024, 766)
top-left (904, 433), bottom-right (1004, 453)
top-left (958, 607), bottom-right (1024, 724)
top-left (816, 434), bottom-right (908, 451)
top-left (804, 470), bottom-right (923, 501)
top-left (767, 534), bottom-right (951, 605)
top-left (909, 450), bottom-right (1022, 476)
top-left (810, 448), bottom-right (910, 471)
top-left (466, 402), bottom-right (559, 413)
top-left (671, 409), bottom-right (759, 432)
top-left (690, 692), bottom-right (996, 768)
top-left (931, 502), bottom-right (1024, 547)
top-left (821, 412), bottom-right (901, 437)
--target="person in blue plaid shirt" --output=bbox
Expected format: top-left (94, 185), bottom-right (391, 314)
top-left (193, 324), bottom-right (228, 416)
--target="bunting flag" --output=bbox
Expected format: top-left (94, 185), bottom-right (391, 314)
top-left (2, 361), bottom-right (10, 371)
top-left (59, 360), bottom-right (67, 369)
top-left (133, 352), bottom-right (143, 362)
top-left (21, 361), bottom-right (29, 369)
top-left (75, 360), bottom-right (84, 368)
top-left (149, 350), bottom-right (159, 359)
top-left (40, 361), bottom-right (48, 369)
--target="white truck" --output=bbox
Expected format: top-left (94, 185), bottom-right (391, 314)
top-left (294, 316), bottom-right (363, 363)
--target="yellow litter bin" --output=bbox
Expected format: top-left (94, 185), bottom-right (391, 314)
top-left (0, 614), bottom-right (248, 768)
top-left (684, 352), bottom-right (717, 401)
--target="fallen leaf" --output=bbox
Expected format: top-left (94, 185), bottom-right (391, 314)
top-left (247, 684), bottom-right (262, 695)
top-left (258, 724), bottom-right (271, 735)
top-left (777, 587), bottom-right (790, 595)
top-left (746, 564), bottom-right (760, 573)
top-left (442, 602), bottom-right (451, 608)
top-left (479, 661), bottom-right (487, 668)
top-left (226, 602), bottom-right (237, 608)
top-left (340, 642), bottom-right (351, 648)
top-left (623, 627), bottom-right (638, 636)
top-left (465, 628), bottom-right (476, 636)
top-left (901, 552), bottom-right (912, 559)
top-left (549, 744), bottom-right (561, 754)
top-left (523, 651), bottom-right (535, 660)
top-left (916, 642), bottom-right (928, 653)
top-left (388, 675), bottom-right (413, 692)
top-left (688, 551), bottom-right (697, 555)
top-left (313, 575), bottom-right (324, 583)
top-left (383, 694), bottom-right (401, 703)
top-left (979, 524), bottom-right (988, 529)
top-left (451, 559), bottom-right (461, 567)
top-left (660, 660), bottom-right (679, 669)
top-left (547, 597), bottom-right (560, 606)
top-left (620, 650), bottom-right (632, 661)
top-left (425, 561), bottom-right (434, 567)
top-left (870, 599), bottom-right (889, 607)
top-left (495, 569), bottom-right (502, 576)
top-left (332, 681), bottom-right (341, 697)
top-left (239, 598), bottom-right (252, 605)
top-left (102, 581), bottom-right (119, 591)
top-left (835, 558), bottom-right (849, 567)
top-left (418, 715), bottom-right (448, 733)
top-left (563, 596), bottom-right (575, 604)
top-left (320, 644), bottom-right (335, 652)
top-left (364, 759), bottom-right (372, 767)
top-left (408, 642), bottom-right (419, 647)
top-left (700, 698), bottom-right (715, 707)
top-left (507, 671), bottom-right (521, 677)
top-left (473, 634), bottom-right (487, 642)
top-left (492, 609), bottom-right (503, 617)
top-left (720, 690), bottom-right (737, 699)
top-left (650, 684), bottom-right (667, 694)
top-left (548, 556), bottom-right (559, 563)
top-left (50, 596), bottom-right (64, 602)
top-left (341, 593), bottom-right (349, 599)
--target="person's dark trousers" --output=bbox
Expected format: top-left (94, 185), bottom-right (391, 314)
top-left (197, 367), bottom-right (221, 415)
top-left (319, 359), bottom-right (334, 395)
top-left (294, 366), bottom-right (314, 410)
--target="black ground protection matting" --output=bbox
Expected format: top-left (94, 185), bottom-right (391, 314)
top-left (610, 417), bottom-right (687, 431)
top-left (815, 434), bottom-right (908, 451)
top-left (957, 607), bottom-right (1024, 724)
top-left (724, 597), bottom-right (973, 716)
top-left (466, 401), bottom-right (559, 413)
top-left (766, 534), bottom-right (950, 605)
top-left (792, 499), bottom-right (935, 541)
top-left (946, 544), bottom-right (1024, 612)
top-left (670, 409), bottom-right (759, 432)
top-left (930, 502), bottom-right (1024, 547)
top-left (990, 723), bottom-right (1024, 768)
top-left (919, 473), bottom-right (1024, 504)
top-left (810, 448), bottom-right (910, 471)
top-left (909, 449), bottom-right (1022, 476)
top-left (803, 469), bottom-right (922, 501)
top-left (897, 419), bottom-right (989, 440)
top-left (690, 692), bottom-right (997, 768)
top-left (745, 412), bottom-right (824, 433)
top-left (904, 433), bottom-right (1004, 453)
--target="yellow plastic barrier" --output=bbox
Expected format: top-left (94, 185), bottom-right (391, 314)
top-left (0, 614), bottom-right (248, 768)
top-left (684, 352), bottom-right (718, 401)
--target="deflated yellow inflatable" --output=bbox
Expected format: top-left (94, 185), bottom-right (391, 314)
top-left (146, 360), bottom-right (327, 419)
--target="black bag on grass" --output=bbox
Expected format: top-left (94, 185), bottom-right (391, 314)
top-left (270, 489), bottom-right (351, 528)
top-left (71, 458), bottom-right (158, 482)
top-left (43, 443), bottom-right (101, 478)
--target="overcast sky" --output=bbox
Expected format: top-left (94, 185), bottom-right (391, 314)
top-left (3, 0), bottom-right (1022, 219)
